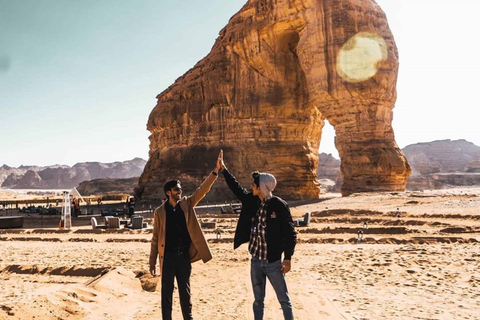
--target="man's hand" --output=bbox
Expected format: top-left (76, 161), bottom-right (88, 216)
top-left (215, 149), bottom-right (224, 172)
top-left (281, 259), bottom-right (291, 274)
top-left (219, 149), bottom-right (226, 170)
top-left (150, 264), bottom-right (156, 276)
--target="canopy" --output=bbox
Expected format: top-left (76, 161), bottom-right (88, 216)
top-left (70, 187), bottom-right (85, 203)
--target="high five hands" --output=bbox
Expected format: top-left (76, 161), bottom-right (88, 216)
top-left (215, 149), bottom-right (225, 172)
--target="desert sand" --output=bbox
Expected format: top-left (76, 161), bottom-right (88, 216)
top-left (1, 187), bottom-right (479, 320)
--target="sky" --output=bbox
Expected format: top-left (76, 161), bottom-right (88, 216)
top-left (1, 0), bottom-right (479, 167)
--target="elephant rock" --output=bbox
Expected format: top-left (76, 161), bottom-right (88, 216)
top-left (137, 0), bottom-right (411, 201)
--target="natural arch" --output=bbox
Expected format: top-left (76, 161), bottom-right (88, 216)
top-left (136, 0), bottom-right (411, 201)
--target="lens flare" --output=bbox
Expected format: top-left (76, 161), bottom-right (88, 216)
top-left (336, 32), bottom-right (387, 82)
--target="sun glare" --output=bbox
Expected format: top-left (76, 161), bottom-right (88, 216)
top-left (336, 32), bottom-right (387, 82)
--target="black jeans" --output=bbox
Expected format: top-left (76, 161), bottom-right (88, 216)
top-left (161, 251), bottom-right (192, 320)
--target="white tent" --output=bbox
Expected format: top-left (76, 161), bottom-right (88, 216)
top-left (60, 188), bottom-right (85, 229)
top-left (70, 187), bottom-right (85, 203)
top-left (61, 191), bottom-right (71, 229)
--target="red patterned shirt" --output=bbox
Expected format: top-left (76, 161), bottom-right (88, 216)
top-left (249, 201), bottom-right (268, 260)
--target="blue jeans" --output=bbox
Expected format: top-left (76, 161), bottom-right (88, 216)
top-left (250, 257), bottom-right (294, 320)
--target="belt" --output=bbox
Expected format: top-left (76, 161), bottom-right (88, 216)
top-left (166, 247), bottom-right (189, 256)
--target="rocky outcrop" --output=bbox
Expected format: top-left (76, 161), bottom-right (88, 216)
top-left (466, 160), bottom-right (480, 173)
top-left (137, 0), bottom-right (410, 200)
top-left (77, 177), bottom-right (139, 196)
top-left (15, 170), bottom-right (42, 189)
top-left (431, 173), bottom-right (480, 187)
top-left (317, 140), bottom-right (480, 191)
top-left (1, 158), bottom-right (146, 189)
top-left (403, 139), bottom-right (480, 176)
top-left (0, 165), bottom-right (24, 187)
top-left (0, 164), bottom-right (69, 187)
top-left (317, 153), bottom-right (342, 192)
top-left (403, 139), bottom-right (480, 190)
top-left (1, 172), bottom-right (23, 187)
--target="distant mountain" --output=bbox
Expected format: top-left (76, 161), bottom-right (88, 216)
top-left (4, 140), bottom-right (480, 192)
top-left (316, 153), bottom-right (342, 192)
top-left (402, 139), bottom-right (480, 190)
top-left (402, 139), bottom-right (480, 176)
top-left (317, 139), bottom-right (480, 191)
top-left (0, 158), bottom-right (146, 189)
top-left (0, 166), bottom-right (26, 186)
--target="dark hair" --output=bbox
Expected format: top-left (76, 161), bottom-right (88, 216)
top-left (251, 171), bottom-right (260, 187)
top-left (164, 180), bottom-right (180, 197)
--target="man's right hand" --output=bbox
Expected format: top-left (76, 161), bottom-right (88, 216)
top-left (215, 149), bottom-right (226, 171)
top-left (150, 264), bottom-right (156, 276)
top-left (219, 149), bottom-right (226, 170)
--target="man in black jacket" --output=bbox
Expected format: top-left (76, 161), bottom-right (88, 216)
top-left (221, 162), bottom-right (296, 320)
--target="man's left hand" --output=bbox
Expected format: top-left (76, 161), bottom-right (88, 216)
top-left (281, 259), bottom-right (291, 274)
top-left (215, 149), bottom-right (223, 173)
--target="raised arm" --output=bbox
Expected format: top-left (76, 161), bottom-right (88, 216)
top-left (189, 150), bottom-right (222, 206)
top-left (222, 166), bottom-right (251, 202)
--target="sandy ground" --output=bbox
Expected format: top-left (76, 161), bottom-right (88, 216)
top-left (1, 187), bottom-right (479, 320)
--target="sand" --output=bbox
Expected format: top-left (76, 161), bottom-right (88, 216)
top-left (1, 187), bottom-right (479, 320)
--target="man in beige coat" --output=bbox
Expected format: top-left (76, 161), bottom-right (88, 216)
top-left (149, 150), bottom-right (223, 320)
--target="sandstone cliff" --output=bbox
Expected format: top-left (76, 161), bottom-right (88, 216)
top-left (137, 0), bottom-right (411, 200)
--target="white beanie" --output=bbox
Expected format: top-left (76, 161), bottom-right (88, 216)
top-left (258, 173), bottom-right (276, 200)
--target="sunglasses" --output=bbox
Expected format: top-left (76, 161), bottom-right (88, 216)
top-left (172, 187), bottom-right (182, 192)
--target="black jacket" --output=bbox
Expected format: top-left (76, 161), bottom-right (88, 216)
top-left (222, 168), bottom-right (296, 262)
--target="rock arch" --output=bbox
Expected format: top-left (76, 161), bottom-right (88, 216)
top-left (137, 0), bottom-right (411, 200)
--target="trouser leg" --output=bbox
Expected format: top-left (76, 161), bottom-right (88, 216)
top-left (251, 257), bottom-right (266, 320)
top-left (176, 254), bottom-right (193, 320)
top-left (265, 259), bottom-right (294, 320)
top-left (161, 257), bottom-right (175, 320)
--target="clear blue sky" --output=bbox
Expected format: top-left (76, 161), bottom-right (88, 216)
top-left (1, 0), bottom-right (479, 167)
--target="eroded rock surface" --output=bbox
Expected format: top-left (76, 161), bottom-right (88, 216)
top-left (137, 0), bottom-right (411, 200)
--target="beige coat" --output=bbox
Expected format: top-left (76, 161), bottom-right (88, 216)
top-left (149, 173), bottom-right (216, 278)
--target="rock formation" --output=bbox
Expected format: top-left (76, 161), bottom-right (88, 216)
top-left (317, 139), bottom-right (480, 191)
top-left (316, 153), bottom-right (342, 192)
top-left (403, 139), bottom-right (480, 190)
top-left (77, 177), bottom-right (140, 196)
top-left (137, 0), bottom-right (411, 200)
top-left (1, 158), bottom-right (146, 189)
top-left (403, 139), bottom-right (480, 177)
